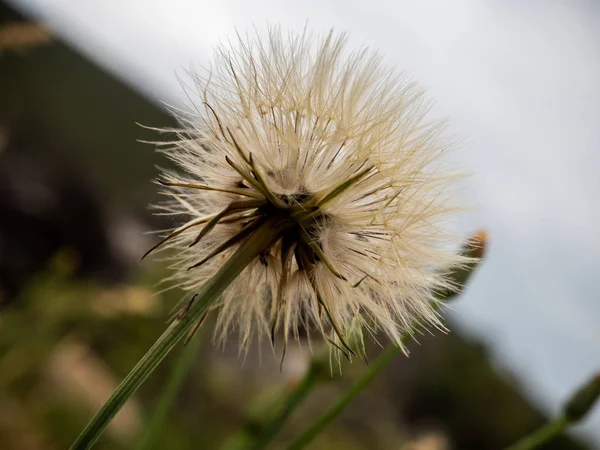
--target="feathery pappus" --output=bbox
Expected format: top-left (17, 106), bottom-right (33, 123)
top-left (143, 27), bottom-right (468, 363)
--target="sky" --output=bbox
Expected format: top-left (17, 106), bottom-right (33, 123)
top-left (8, 0), bottom-right (600, 442)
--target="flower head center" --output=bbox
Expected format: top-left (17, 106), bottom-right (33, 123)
top-left (255, 190), bottom-right (332, 274)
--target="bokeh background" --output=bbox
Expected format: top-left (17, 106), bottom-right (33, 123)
top-left (1, 1), bottom-right (599, 449)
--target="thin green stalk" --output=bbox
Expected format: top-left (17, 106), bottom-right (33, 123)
top-left (248, 362), bottom-right (322, 450)
top-left (135, 328), bottom-right (204, 450)
top-left (283, 232), bottom-right (487, 450)
top-left (504, 417), bottom-right (569, 450)
top-left (505, 372), bottom-right (600, 450)
top-left (70, 219), bottom-right (286, 450)
top-left (286, 343), bottom-right (404, 450)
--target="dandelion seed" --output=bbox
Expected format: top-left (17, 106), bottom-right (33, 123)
top-left (146, 27), bottom-right (468, 362)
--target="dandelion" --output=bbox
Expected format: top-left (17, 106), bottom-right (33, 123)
top-left (144, 27), bottom-right (466, 362)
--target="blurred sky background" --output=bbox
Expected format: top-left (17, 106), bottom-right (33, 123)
top-left (7, 0), bottom-right (600, 443)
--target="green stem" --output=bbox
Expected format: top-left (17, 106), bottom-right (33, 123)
top-left (134, 328), bottom-right (204, 450)
top-left (504, 417), bottom-right (569, 450)
top-left (70, 219), bottom-right (285, 450)
top-left (246, 231), bottom-right (487, 449)
top-left (506, 372), bottom-right (600, 450)
top-left (261, 232), bottom-right (487, 450)
top-left (286, 343), bottom-right (404, 450)
top-left (248, 362), bottom-right (322, 450)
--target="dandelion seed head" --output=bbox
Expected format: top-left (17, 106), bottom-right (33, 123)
top-left (148, 26), bottom-right (468, 361)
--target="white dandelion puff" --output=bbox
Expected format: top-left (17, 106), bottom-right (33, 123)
top-left (144, 27), bottom-right (468, 361)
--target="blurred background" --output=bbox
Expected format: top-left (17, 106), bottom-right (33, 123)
top-left (1, 1), bottom-right (599, 449)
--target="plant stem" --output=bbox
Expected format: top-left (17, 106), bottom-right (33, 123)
top-left (248, 362), bottom-right (322, 450)
top-left (286, 343), bottom-right (403, 450)
top-left (134, 328), bottom-right (204, 450)
top-left (70, 219), bottom-right (285, 450)
top-left (504, 417), bottom-right (569, 450)
top-left (284, 232), bottom-right (487, 450)
top-left (505, 372), bottom-right (600, 450)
